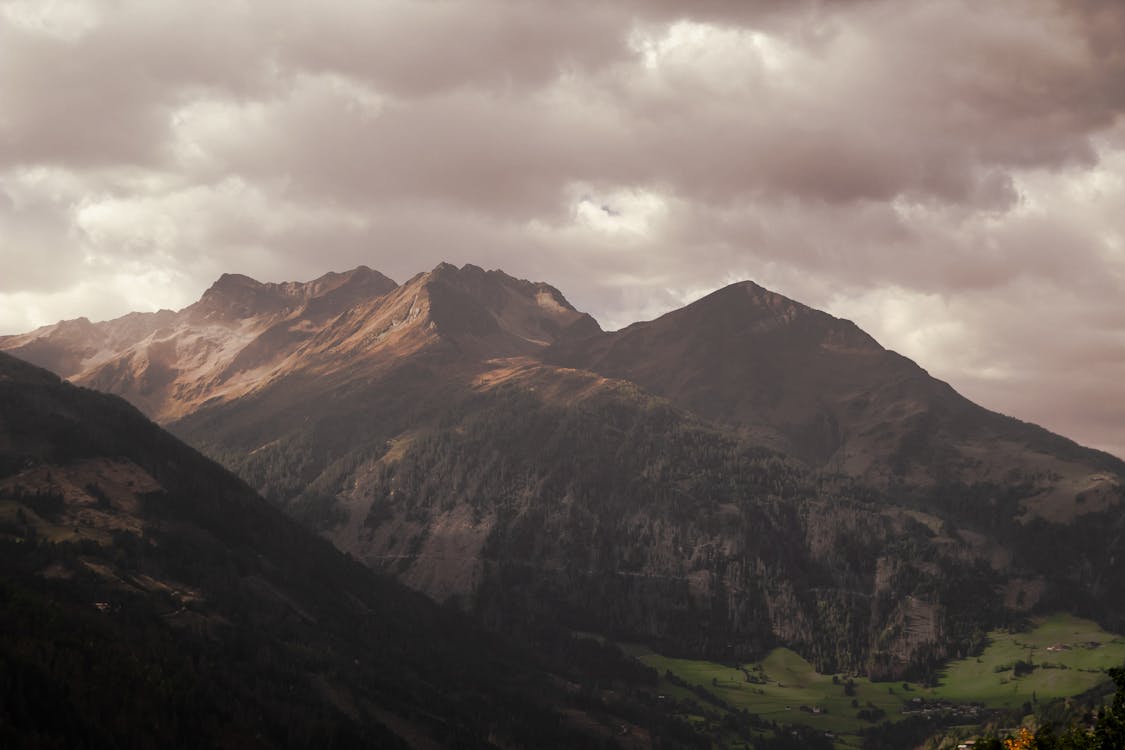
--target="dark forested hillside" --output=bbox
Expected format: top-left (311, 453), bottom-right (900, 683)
top-left (0, 352), bottom-right (711, 749)
top-left (178, 356), bottom-right (1125, 680)
top-left (321, 379), bottom-right (1124, 679)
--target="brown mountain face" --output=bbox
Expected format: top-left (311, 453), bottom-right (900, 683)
top-left (552, 281), bottom-right (898, 464)
top-left (4, 263), bottom-right (1124, 680)
top-left (282, 262), bottom-right (601, 375)
top-left (0, 266), bottom-right (397, 421)
top-left (0, 263), bottom-right (599, 425)
top-left (548, 281), bottom-right (1123, 493)
top-left (123, 264), bottom-right (606, 485)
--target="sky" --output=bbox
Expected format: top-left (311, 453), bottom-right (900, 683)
top-left (1, 0), bottom-right (1123, 458)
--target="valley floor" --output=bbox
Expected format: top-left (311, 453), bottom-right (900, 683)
top-left (612, 614), bottom-right (1125, 749)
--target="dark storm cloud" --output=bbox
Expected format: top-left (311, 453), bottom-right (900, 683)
top-left (1, 0), bottom-right (1123, 456)
top-left (186, 0), bottom-right (1121, 216)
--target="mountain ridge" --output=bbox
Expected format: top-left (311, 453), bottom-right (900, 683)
top-left (3, 262), bottom-right (1123, 680)
top-left (0, 266), bottom-right (400, 421)
top-left (549, 279), bottom-right (1124, 482)
top-left (4, 261), bottom-right (1120, 520)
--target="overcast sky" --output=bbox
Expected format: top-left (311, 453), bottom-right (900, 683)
top-left (1, 0), bottom-right (1123, 458)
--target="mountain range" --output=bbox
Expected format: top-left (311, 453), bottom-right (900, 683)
top-left (4, 262), bottom-right (1123, 681)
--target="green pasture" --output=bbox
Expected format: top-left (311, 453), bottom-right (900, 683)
top-left (623, 614), bottom-right (1125, 749)
top-left (932, 614), bottom-right (1125, 706)
top-left (629, 643), bottom-right (907, 747)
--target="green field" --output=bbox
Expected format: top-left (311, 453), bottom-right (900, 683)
top-left (626, 643), bottom-right (906, 748)
top-left (622, 614), bottom-right (1125, 749)
top-left (933, 614), bottom-right (1125, 706)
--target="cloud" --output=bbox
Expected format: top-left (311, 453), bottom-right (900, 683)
top-left (0, 0), bottom-right (1123, 456)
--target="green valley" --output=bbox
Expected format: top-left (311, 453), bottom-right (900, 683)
top-left (619, 614), bottom-right (1125, 749)
top-left (932, 615), bottom-right (1125, 707)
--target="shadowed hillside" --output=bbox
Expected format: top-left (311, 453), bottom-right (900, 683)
top-left (0, 352), bottom-right (711, 749)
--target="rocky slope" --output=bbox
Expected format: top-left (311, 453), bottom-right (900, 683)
top-left (0, 266), bottom-right (397, 421)
top-left (4, 263), bottom-right (1123, 681)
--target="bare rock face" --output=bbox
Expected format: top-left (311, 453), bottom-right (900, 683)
top-left (4, 263), bottom-right (1123, 680)
top-left (1, 266), bottom-right (398, 421)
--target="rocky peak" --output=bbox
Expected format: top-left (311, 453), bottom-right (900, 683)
top-left (298, 266), bottom-right (398, 324)
top-left (208, 272), bottom-right (262, 293)
top-left (545, 278), bottom-right (926, 465)
top-left (415, 262), bottom-right (602, 351)
top-left (668, 281), bottom-right (879, 351)
top-left (42, 316), bottom-right (100, 340)
top-left (302, 262), bottom-right (602, 364)
top-left (0, 317), bottom-right (110, 378)
top-left (294, 265), bottom-right (397, 300)
top-left (188, 267), bottom-right (399, 325)
top-left (190, 273), bottom-right (288, 323)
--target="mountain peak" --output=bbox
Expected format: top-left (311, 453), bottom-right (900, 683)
top-left (672, 280), bottom-right (882, 354)
top-left (190, 267), bottom-right (399, 326)
top-left (191, 273), bottom-right (286, 322)
top-left (410, 263), bottom-right (601, 351)
top-left (430, 260), bottom-right (460, 275)
top-left (318, 264), bottom-right (374, 279)
top-left (300, 265), bottom-right (398, 303)
top-left (700, 279), bottom-right (812, 317)
top-left (338, 264), bottom-right (386, 284)
top-left (206, 272), bottom-right (263, 294)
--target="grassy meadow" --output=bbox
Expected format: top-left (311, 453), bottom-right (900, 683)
top-left (932, 614), bottom-right (1125, 706)
top-left (619, 613), bottom-right (1125, 749)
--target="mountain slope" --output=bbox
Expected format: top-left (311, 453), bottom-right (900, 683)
top-left (315, 370), bottom-right (1125, 679)
top-left (4, 264), bottom-right (1123, 683)
top-left (0, 351), bottom-right (694, 749)
top-left (157, 264), bottom-right (603, 515)
top-left (165, 268), bottom-right (1124, 678)
top-left (548, 281), bottom-right (1124, 491)
top-left (0, 266), bottom-right (398, 422)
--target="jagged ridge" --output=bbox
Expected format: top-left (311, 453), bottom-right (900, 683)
top-left (3, 263), bottom-right (1124, 681)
